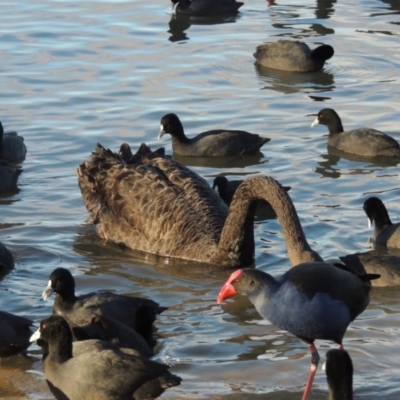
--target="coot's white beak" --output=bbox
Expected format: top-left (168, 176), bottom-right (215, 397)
top-left (30, 326), bottom-right (41, 343)
top-left (311, 117), bottom-right (319, 127)
top-left (172, 2), bottom-right (179, 15)
top-left (368, 218), bottom-right (372, 229)
top-left (158, 125), bottom-right (166, 140)
top-left (42, 280), bottom-right (54, 301)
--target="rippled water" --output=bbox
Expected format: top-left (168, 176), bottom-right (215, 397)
top-left (1, 0), bottom-right (400, 398)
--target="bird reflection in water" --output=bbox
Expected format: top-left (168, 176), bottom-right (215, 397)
top-left (167, 14), bottom-right (241, 43)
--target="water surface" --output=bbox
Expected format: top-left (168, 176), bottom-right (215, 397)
top-left (1, 0), bottom-right (400, 398)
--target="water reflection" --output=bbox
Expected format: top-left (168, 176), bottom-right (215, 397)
top-left (307, 22), bottom-right (334, 36)
top-left (268, 0), bottom-right (336, 35)
top-left (0, 355), bottom-right (45, 397)
top-left (314, 152), bottom-right (341, 179)
top-left (167, 14), bottom-right (241, 43)
top-left (0, 197), bottom-right (21, 206)
top-left (309, 95), bottom-right (332, 102)
top-left (314, 148), bottom-right (400, 179)
top-left (254, 63), bottom-right (335, 95)
top-left (327, 146), bottom-right (400, 167)
top-left (173, 153), bottom-right (268, 169)
top-left (268, 0), bottom-right (336, 19)
top-left (3, 0), bottom-right (400, 398)
top-left (269, 25), bottom-right (334, 37)
top-left (377, 0), bottom-right (400, 14)
top-left (168, 16), bottom-right (191, 42)
top-left (314, 0), bottom-right (336, 20)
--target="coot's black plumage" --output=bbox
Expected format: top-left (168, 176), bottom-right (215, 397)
top-left (324, 349), bottom-right (353, 400)
top-left (0, 241), bottom-right (14, 275)
top-left (212, 175), bottom-right (291, 206)
top-left (43, 268), bottom-right (166, 355)
top-left (159, 113), bottom-right (270, 156)
top-left (311, 108), bottom-right (400, 157)
top-left (71, 313), bottom-right (155, 357)
top-left (363, 197), bottom-right (400, 249)
top-left (0, 310), bottom-right (33, 357)
top-left (253, 40), bottom-right (334, 72)
top-left (171, 0), bottom-right (243, 16)
top-left (0, 122), bottom-right (27, 163)
top-left (0, 159), bottom-right (22, 193)
top-left (31, 315), bottom-right (181, 400)
top-left (339, 251), bottom-right (400, 287)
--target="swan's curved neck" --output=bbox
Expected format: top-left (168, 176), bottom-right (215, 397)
top-left (217, 176), bottom-right (322, 267)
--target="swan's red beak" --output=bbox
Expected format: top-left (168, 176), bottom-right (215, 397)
top-left (217, 269), bottom-right (242, 303)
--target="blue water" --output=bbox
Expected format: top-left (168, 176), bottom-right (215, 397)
top-left (1, 0), bottom-right (400, 398)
